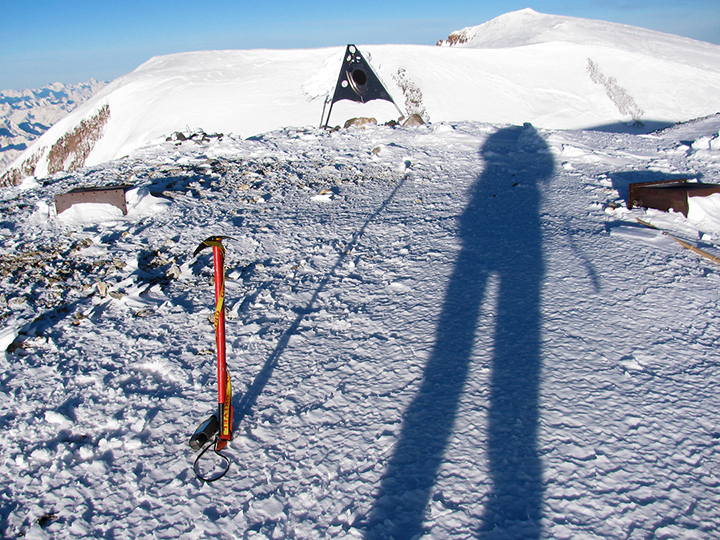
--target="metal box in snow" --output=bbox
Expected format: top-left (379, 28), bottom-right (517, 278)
top-left (628, 179), bottom-right (720, 217)
top-left (54, 185), bottom-right (131, 216)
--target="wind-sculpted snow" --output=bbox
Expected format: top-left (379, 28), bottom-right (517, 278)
top-left (1, 119), bottom-right (720, 538)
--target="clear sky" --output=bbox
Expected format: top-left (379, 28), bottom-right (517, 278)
top-left (2, 0), bottom-right (720, 91)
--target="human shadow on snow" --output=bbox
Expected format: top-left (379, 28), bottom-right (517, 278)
top-left (364, 125), bottom-right (553, 539)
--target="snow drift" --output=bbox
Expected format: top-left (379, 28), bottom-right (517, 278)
top-left (3, 8), bottom-right (720, 185)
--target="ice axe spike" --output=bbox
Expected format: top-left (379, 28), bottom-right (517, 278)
top-left (189, 414), bottom-right (219, 451)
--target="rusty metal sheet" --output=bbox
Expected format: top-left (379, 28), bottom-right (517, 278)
top-left (628, 179), bottom-right (720, 217)
top-left (54, 185), bottom-right (131, 216)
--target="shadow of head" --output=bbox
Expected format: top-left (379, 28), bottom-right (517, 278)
top-left (462, 124), bottom-right (554, 239)
top-left (480, 123), bottom-right (553, 175)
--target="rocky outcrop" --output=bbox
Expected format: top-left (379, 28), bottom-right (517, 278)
top-left (436, 31), bottom-right (470, 47)
top-left (0, 104), bottom-right (110, 187)
top-left (402, 114), bottom-right (426, 127)
top-left (343, 117), bottom-right (378, 129)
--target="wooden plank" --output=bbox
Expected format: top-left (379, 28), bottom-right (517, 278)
top-left (636, 218), bottom-right (720, 265)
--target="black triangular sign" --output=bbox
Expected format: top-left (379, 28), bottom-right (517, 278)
top-left (331, 45), bottom-right (395, 105)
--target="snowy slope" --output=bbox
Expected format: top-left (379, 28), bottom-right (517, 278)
top-left (4, 9), bottom-right (720, 184)
top-left (2, 117), bottom-right (720, 538)
top-left (440, 7), bottom-right (720, 69)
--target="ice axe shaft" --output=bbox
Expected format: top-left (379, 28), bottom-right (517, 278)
top-left (212, 243), bottom-right (227, 406)
top-left (193, 236), bottom-right (234, 450)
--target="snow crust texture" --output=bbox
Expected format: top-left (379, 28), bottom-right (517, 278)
top-left (2, 117), bottom-right (720, 538)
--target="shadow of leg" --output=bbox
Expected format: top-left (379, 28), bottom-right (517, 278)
top-left (364, 252), bottom-right (489, 539)
top-left (364, 125), bottom-right (552, 540)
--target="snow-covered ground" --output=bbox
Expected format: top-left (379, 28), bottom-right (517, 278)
top-left (2, 113), bottom-right (720, 538)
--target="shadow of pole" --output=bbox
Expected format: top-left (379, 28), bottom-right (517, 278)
top-left (364, 125), bottom-right (553, 540)
top-left (233, 176), bottom-right (409, 425)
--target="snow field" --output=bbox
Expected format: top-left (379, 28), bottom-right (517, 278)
top-left (1, 120), bottom-right (720, 538)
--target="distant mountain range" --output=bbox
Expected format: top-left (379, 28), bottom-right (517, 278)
top-left (0, 80), bottom-right (106, 172)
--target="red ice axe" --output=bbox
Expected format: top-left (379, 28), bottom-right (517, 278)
top-left (190, 236), bottom-right (234, 481)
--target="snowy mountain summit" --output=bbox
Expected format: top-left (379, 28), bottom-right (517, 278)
top-left (3, 9), bottom-right (720, 540)
top-left (439, 7), bottom-right (720, 61)
top-left (3, 8), bottom-right (720, 186)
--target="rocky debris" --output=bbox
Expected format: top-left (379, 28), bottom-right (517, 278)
top-left (165, 130), bottom-right (223, 144)
top-left (46, 105), bottom-right (111, 175)
top-left (393, 68), bottom-right (429, 122)
top-left (0, 148), bottom-right (405, 355)
top-left (0, 240), bottom-right (118, 322)
top-left (402, 114), bottom-right (426, 127)
top-left (343, 117), bottom-right (377, 129)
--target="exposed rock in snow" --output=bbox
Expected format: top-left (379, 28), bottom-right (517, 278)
top-left (343, 117), bottom-right (378, 129)
top-left (402, 113), bottom-right (425, 127)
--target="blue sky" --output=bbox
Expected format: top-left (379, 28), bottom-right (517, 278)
top-left (2, 0), bottom-right (720, 90)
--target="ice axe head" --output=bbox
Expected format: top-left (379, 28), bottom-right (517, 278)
top-left (193, 236), bottom-right (233, 257)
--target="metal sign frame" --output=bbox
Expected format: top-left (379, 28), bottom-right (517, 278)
top-left (321, 44), bottom-right (403, 128)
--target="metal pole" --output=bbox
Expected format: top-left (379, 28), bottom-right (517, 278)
top-left (323, 99), bottom-right (336, 129)
top-left (320, 95), bottom-right (330, 129)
